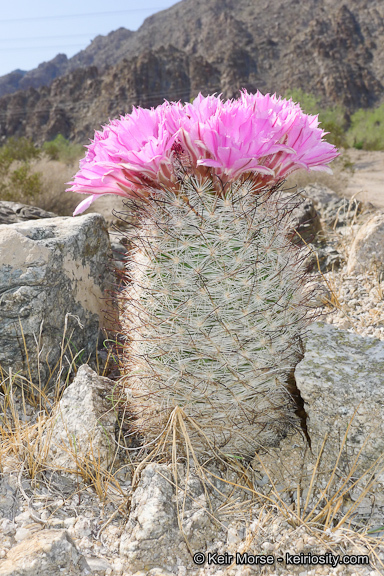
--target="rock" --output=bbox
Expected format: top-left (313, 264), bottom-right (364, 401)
top-left (0, 201), bottom-right (57, 225)
top-left (321, 196), bottom-right (363, 229)
top-left (120, 464), bottom-right (182, 572)
top-left (0, 529), bottom-right (86, 576)
top-left (0, 214), bottom-right (113, 388)
top-left (347, 212), bottom-right (384, 274)
top-left (299, 183), bottom-right (363, 229)
top-left (279, 192), bottom-right (322, 244)
top-left (120, 463), bottom-right (220, 573)
top-left (296, 322), bottom-right (384, 473)
top-left (83, 556), bottom-right (113, 572)
top-left (46, 365), bottom-right (117, 473)
top-left (0, 475), bottom-right (19, 520)
top-left (300, 183), bottom-right (340, 208)
top-left (306, 242), bottom-right (344, 272)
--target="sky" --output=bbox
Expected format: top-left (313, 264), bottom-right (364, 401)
top-left (0, 0), bottom-right (181, 77)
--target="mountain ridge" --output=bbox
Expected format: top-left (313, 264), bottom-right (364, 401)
top-left (0, 0), bottom-right (383, 143)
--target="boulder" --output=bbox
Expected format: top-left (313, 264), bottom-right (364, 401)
top-left (296, 322), bottom-right (384, 473)
top-left (0, 214), bottom-right (113, 389)
top-left (0, 201), bottom-right (57, 225)
top-left (347, 212), bottom-right (384, 274)
top-left (248, 322), bottom-right (384, 532)
top-left (46, 365), bottom-right (117, 473)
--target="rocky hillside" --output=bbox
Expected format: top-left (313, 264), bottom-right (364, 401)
top-left (0, 0), bottom-right (383, 144)
top-left (0, 29), bottom-right (134, 97)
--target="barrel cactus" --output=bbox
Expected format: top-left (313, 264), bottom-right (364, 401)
top-left (68, 91), bottom-right (338, 460)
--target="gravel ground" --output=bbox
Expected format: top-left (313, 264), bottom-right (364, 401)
top-left (1, 191), bottom-right (384, 575)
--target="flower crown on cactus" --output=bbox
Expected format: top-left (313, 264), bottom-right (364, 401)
top-left (67, 90), bottom-right (339, 212)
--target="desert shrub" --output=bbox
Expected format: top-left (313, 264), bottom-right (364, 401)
top-left (8, 164), bottom-right (43, 200)
top-left (0, 137), bottom-right (44, 203)
top-left (286, 89), bottom-right (384, 151)
top-left (30, 156), bottom-right (85, 215)
top-left (347, 103), bottom-right (384, 151)
top-left (0, 136), bottom-right (84, 213)
top-left (285, 89), bottom-right (348, 148)
top-left (42, 134), bottom-right (84, 165)
top-left (0, 136), bottom-right (40, 164)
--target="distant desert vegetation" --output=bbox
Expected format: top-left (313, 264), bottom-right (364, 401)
top-left (1, 91), bottom-right (383, 215)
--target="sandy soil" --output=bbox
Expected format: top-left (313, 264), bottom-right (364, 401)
top-left (342, 149), bottom-right (384, 208)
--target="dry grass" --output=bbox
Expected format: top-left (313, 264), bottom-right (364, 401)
top-left (2, 320), bottom-right (384, 571)
top-left (30, 156), bottom-right (82, 216)
top-left (119, 394), bottom-right (384, 569)
top-left (0, 329), bottom-right (130, 511)
top-left (2, 190), bottom-right (384, 570)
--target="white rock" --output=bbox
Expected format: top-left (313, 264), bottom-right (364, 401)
top-left (14, 527), bottom-right (31, 542)
top-left (120, 464), bottom-right (218, 573)
top-left (0, 214), bottom-right (113, 388)
top-left (46, 365), bottom-right (117, 472)
top-left (347, 212), bottom-right (384, 274)
top-left (0, 529), bottom-right (84, 576)
top-left (296, 322), bottom-right (384, 472)
top-left (83, 556), bottom-right (113, 572)
top-left (73, 516), bottom-right (92, 538)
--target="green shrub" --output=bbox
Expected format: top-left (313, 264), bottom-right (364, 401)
top-left (0, 137), bottom-right (43, 203)
top-left (285, 89), bottom-right (348, 148)
top-left (285, 88), bottom-right (320, 116)
top-left (8, 164), bottom-right (43, 200)
top-left (286, 89), bottom-right (384, 151)
top-left (0, 137), bottom-right (40, 177)
top-left (347, 104), bottom-right (384, 151)
top-left (42, 134), bottom-right (84, 164)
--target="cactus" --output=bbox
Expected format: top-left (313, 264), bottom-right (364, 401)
top-left (116, 172), bottom-right (320, 458)
top-left (68, 91), bottom-right (338, 460)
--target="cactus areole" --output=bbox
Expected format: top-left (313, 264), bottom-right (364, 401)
top-left (68, 91), bottom-right (338, 459)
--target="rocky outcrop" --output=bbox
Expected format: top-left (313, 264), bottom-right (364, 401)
top-left (0, 214), bottom-right (113, 388)
top-left (0, 47), bottom-right (220, 144)
top-left (0, 0), bottom-right (383, 143)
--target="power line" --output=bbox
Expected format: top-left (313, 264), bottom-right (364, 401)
top-left (0, 45), bottom-right (87, 52)
top-left (0, 45), bottom-right (91, 53)
top-left (0, 34), bottom-right (101, 42)
top-left (0, 7), bottom-right (170, 24)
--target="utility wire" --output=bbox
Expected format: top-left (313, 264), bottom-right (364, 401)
top-left (0, 45), bottom-right (87, 52)
top-left (0, 34), bottom-right (101, 42)
top-left (0, 7), bottom-right (170, 24)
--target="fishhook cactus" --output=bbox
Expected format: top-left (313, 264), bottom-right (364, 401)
top-left (68, 91), bottom-right (338, 459)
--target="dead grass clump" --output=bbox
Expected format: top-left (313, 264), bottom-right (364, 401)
top-left (0, 329), bottom-right (130, 513)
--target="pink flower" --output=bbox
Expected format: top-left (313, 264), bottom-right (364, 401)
top-left (68, 91), bottom-right (339, 214)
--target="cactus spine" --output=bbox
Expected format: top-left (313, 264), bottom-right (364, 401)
top-left (120, 172), bottom-right (318, 459)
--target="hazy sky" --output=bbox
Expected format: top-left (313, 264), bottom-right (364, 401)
top-left (0, 0), bottom-right (181, 77)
